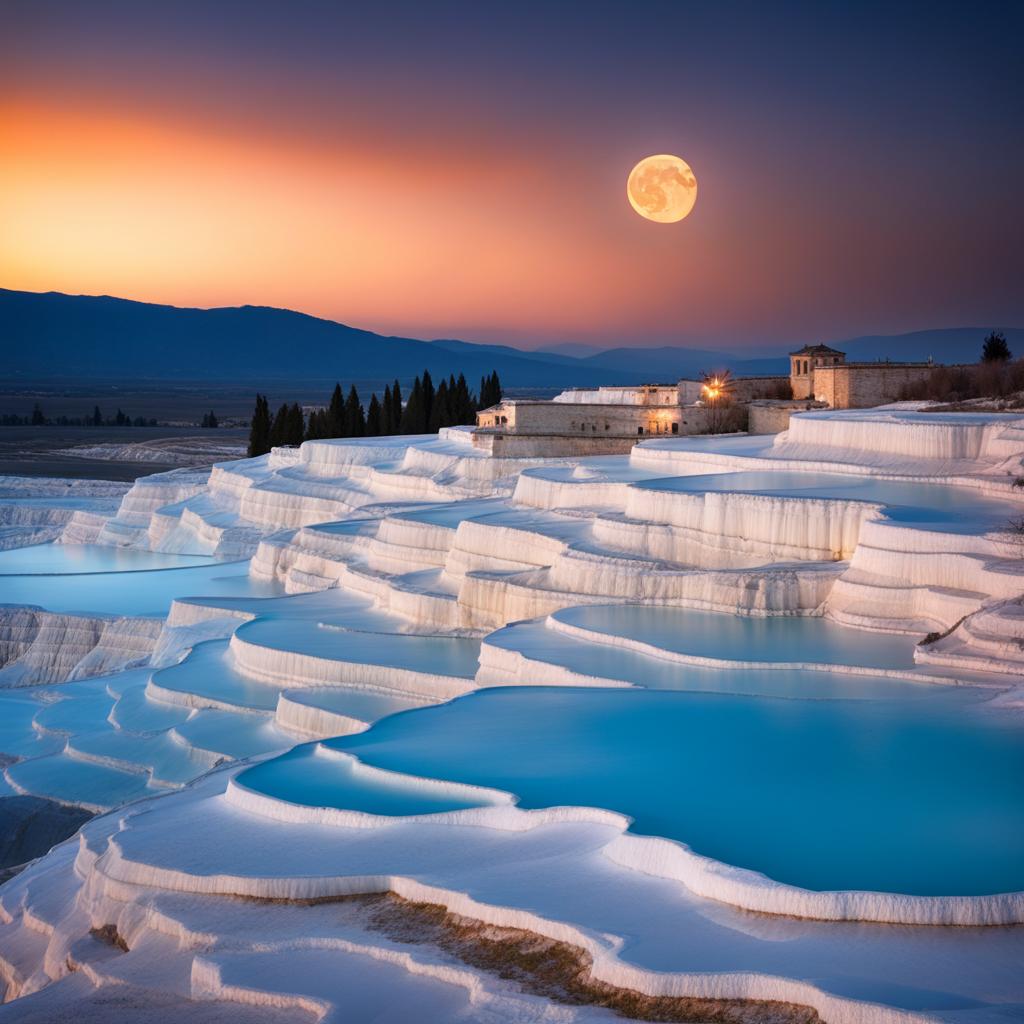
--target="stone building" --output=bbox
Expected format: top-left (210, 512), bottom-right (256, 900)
top-left (474, 392), bottom-right (703, 456)
top-left (472, 343), bottom-right (941, 455)
top-left (790, 344), bottom-right (934, 408)
top-left (473, 375), bottom-right (793, 456)
top-left (790, 345), bottom-right (846, 399)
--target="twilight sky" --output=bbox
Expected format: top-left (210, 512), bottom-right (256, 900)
top-left (2, 1), bottom-right (1021, 350)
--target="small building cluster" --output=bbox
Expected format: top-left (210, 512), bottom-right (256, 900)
top-left (474, 344), bottom-right (941, 456)
top-left (789, 345), bottom-right (934, 407)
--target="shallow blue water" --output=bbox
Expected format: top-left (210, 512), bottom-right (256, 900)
top-left (0, 559), bottom-right (266, 616)
top-left (395, 498), bottom-right (507, 528)
top-left (238, 684), bottom-right (1024, 896)
top-left (152, 640), bottom-right (281, 711)
top-left (285, 687), bottom-right (425, 722)
top-left (556, 605), bottom-right (918, 670)
top-left (0, 543), bottom-right (214, 575)
top-left (527, 458), bottom-right (654, 483)
top-left (633, 472), bottom-right (1018, 534)
top-left (241, 744), bottom-right (488, 817)
top-left (486, 618), bottom-right (930, 700)
top-left (236, 619), bottom-right (481, 677)
top-left (5, 750), bottom-right (150, 809)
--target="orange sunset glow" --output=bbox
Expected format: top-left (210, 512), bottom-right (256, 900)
top-left (1, 3), bottom-right (1020, 349)
top-left (1, 99), bottom-right (684, 342)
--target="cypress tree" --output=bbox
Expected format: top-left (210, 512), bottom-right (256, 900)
top-left (429, 379), bottom-right (449, 432)
top-left (400, 375), bottom-right (423, 433)
top-left (421, 370), bottom-right (435, 430)
top-left (480, 370), bottom-right (503, 408)
top-left (453, 373), bottom-right (473, 423)
top-left (381, 384), bottom-right (393, 435)
top-left (444, 374), bottom-right (457, 426)
top-left (248, 394), bottom-right (271, 457)
top-left (390, 379), bottom-right (403, 432)
top-left (269, 403), bottom-right (289, 448)
top-left (327, 383), bottom-right (346, 438)
top-left (345, 385), bottom-right (365, 436)
top-left (286, 403), bottom-right (305, 445)
top-left (304, 409), bottom-right (321, 441)
top-left (366, 393), bottom-right (382, 435)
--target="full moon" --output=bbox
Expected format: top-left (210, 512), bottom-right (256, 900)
top-left (627, 154), bottom-right (697, 223)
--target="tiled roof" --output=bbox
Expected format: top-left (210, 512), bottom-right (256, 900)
top-left (789, 344), bottom-right (845, 356)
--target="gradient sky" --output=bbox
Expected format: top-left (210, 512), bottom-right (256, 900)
top-left (2, 1), bottom-right (1022, 350)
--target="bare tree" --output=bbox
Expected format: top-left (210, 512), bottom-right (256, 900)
top-left (699, 370), bottom-right (737, 434)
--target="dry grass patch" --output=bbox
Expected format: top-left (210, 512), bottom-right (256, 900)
top-left (367, 893), bottom-right (822, 1024)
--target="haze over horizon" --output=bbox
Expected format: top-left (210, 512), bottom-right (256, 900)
top-left (2, 1), bottom-right (1022, 350)
top-left (5, 285), bottom-right (1022, 364)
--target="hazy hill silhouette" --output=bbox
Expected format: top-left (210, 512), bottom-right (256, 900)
top-left (1, 289), bottom-right (1018, 387)
top-left (0, 290), bottom-right (630, 387)
top-left (836, 328), bottom-right (1024, 364)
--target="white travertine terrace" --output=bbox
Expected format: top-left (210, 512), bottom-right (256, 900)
top-left (0, 476), bottom-right (127, 550)
top-left (0, 407), bottom-right (1023, 1022)
top-left (0, 607), bottom-right (162, 685)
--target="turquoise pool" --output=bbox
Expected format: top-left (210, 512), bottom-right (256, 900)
top-left (240, 743), bottom-right (492, 817)
top-left (554, 605), bottom-right (919, 670)
top-left (633, 472), bottom-right (1019, 533)
top-left (0, 543), bottom-right (215, 575)
top-left (236, 683), bottom-right (1024, 897)
top-left (0, 557), bottom-right (274, 616)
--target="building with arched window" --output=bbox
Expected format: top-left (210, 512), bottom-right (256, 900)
top-left (789, 345), bottom-right (846, 398)
top-left (789, 345), bottom-right (935, 407)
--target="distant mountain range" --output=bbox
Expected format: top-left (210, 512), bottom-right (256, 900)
top-left (828, 328), bottom-right (1024, 365)
top-left (0, 289), bottom-right (616, 389)
top-left (1, 289), bottom-right (1019, 390)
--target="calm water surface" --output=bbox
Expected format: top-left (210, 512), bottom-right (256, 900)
top-left (239, 683), bottom-right (1024, 897)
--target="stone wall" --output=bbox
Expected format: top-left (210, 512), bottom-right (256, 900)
top-left (471, 432), bottom-right (640, 457)
top-left (731, 376), bottom-right (791, 401)
top-left (748, 400), bottom-right (826, 434)
top-left (552, 385), bottom-right (683, 406)
top-left (477, 399), bottom-right (694, 438)
top-left (473, 402), bottom-right (724, 457)
top-left (812, 364), bottom-right (933, 408)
